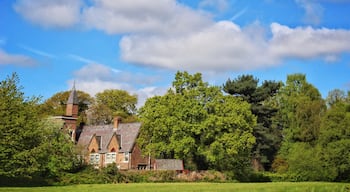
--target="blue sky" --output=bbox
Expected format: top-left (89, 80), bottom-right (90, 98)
top-left (1, 0), bottom-right (350, 106)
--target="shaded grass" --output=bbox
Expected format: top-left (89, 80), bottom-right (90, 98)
top-left (0, 182), bottom-right (349, 192)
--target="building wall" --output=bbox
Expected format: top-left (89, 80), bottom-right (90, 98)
top-left (87, 136), bottom-right (100, 165)
top-left (131, 144), bottom-right (149, 169)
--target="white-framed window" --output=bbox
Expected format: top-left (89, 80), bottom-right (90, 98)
top-left (89, 153), bottom-right (100, 165)
top-left (105, 152), bottom-right (117, 164)
top-left (124, 152), bottom-right (129, 162)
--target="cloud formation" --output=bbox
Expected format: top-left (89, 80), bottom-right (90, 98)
top-left (0, 49), bottom-right (36, 66)
top-left (71, 63), bottom-right (167, 106)
top-left (12, 0), bottom-right (350, 73)
top-left (82, 0), bottom-right (212, 35)
top-left (121, 22), bottom-right (350, 72)
top-left (14, 0), bottom-right (82, 28)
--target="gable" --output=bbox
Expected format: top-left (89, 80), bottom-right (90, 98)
top-left (107, 133), bottom-right (120, 152)
top-left (77, 122), bottom-right (141, 153)
top-left (88, 134), bottom-right (99, 153)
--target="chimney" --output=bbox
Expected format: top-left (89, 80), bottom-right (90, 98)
top-left (113, 116), bottom-right (122, 129)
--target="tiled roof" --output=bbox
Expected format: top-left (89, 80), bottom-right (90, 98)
top-left (77, 123), bottom-right (141, 153)
top-left (154, 159), bottom-right (184, 171)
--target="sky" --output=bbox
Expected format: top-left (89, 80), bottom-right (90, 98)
top-left (1, 0), bottom-right (350, 107)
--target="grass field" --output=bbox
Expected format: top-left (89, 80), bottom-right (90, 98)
top-left (1, 182), bottom-right (349, 192)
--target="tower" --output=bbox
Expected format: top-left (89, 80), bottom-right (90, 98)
top-left (64, 83), bottom-right (79, 142)
top-left (66, 83), bottom-right (78, 118)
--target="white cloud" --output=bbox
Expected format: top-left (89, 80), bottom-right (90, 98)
top-left (120, 21), bottom-right (350, 72)
top-left (71, 63), bottom-right (167, 107)
top-left (82, 0), bottom-right (212, 35)
top-left (12, 0), bottom-right (350, 73)
top-left (120, 21), bottom-right (270, 72)
top-left (269, 23), bottom-right (350, 60)
top-left (295, 0), bottom-right (324, 25)
top-left (0, 49), bottom-right (36, 66)
top-left (13, 0), bottom-right (82, 28)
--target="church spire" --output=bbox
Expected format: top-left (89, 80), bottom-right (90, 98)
top-left (66, 82), bottom-right (78, 117)
top-left (67, 81), bottom-right (78, 105)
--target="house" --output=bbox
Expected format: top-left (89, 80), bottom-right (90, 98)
top-left (58, 85), bottom-right (150, 169)
top-left (77, 118), bottom-right (150, 169)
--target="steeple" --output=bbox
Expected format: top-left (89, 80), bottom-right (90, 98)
top-left (66, 82), bottom-right (79, 117)
top-left (67, 82), bottom-right (78, 105)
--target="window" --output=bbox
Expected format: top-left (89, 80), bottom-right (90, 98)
top-left (105, 152), bottom-right (117, 164)
top-left (89, 153), bottom-right (100, 165)
top-left (124, 152), bottom-right (129, 162)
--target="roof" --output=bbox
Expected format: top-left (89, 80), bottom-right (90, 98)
top-left (67, 84), bottom-right (78, 104)
top-left (77, 122), bottom-right (141, 153)
top-left (154, 159), bottom-right (184, 171)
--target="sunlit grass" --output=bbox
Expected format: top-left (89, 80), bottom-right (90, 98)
top-left (1, 182), bottom-right (349, 192)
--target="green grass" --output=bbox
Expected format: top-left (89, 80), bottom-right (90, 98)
top-left (0, 182), bottom-right (349, 192)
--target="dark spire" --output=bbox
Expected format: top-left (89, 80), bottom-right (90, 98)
top-left (67, 81), bottom-right (78, 104)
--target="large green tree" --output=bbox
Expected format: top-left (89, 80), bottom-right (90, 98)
top-left (139, 71), bottom-right (256, 176)
top-left (0, 73), bottom-right (43, 178)
top-left (87, 89), bottom-right (138, 125)
top-left (277, 74), bottom-right (325, 147)
top-left (223, 75), bottom-right (282, 171)
top-left (318, 94), bottom-right (350, 181)
top-left (0, 73), bottom-right (80, 182)
top-left (273, 74), bottom-right (326, 180)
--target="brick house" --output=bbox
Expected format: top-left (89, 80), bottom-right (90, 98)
top-left (77, 119), bottom-right (150, 169)
top-left (59, 86), bottom-right (150, 169)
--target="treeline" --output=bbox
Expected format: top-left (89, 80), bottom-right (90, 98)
top-left (0, 71), bottom-right (349, 185)
top-left (138, 71), bottom-right (350, 182)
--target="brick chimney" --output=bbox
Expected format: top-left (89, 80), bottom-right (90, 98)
top-left (113, 116), bottom-right (122, 129)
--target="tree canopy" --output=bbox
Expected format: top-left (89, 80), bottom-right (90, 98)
top-left (139, 71), bottom-right (256, 176)
top-left (87, 89), bottom-right (138, 124)
top-left (0, 73), bottom-right (80, 181)
top-left (223, 75), bottom-right (282, 171)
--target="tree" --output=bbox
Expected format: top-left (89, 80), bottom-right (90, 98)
top-left (0, 73), bottom-right (44, 178)
top-left (139, 71), bottom-right (256, 176)
top-left (326, 89), bottom-right (346, 107)
top-left (273, 74), bottom-right (326, 180)
top-left (87, 89), bottom-right (138, 125)
top-left (277, 74), bottom-right (325, 146)
top-left (318, 99), bottom-right (350, 181)
top-left (0, 73), bottom-right (80, 181)
top-left (39, 90), bottom-right (93, 124)
top-left (223, 75), bottom-right (282, 171)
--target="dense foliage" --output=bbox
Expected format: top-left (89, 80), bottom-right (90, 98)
top-left (1, 71), bottom-right (349, 184)
top-left (139, 71), bottom-right (256, 178)
top-left (0, 74), bottom-right (81, 184)
top-left (223, 75), bottom-right (282, 171)
top-left (87, 89), bottom-right (138, 124)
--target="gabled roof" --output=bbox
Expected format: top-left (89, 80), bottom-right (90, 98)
top-left (77, 122), bottom-right (141, 153)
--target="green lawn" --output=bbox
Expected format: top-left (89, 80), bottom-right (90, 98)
top-left (1, 182), bottom-right (349, 192)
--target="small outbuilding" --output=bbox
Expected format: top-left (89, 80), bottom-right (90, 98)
top-left (154, 159), bottom-right (184, 172)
